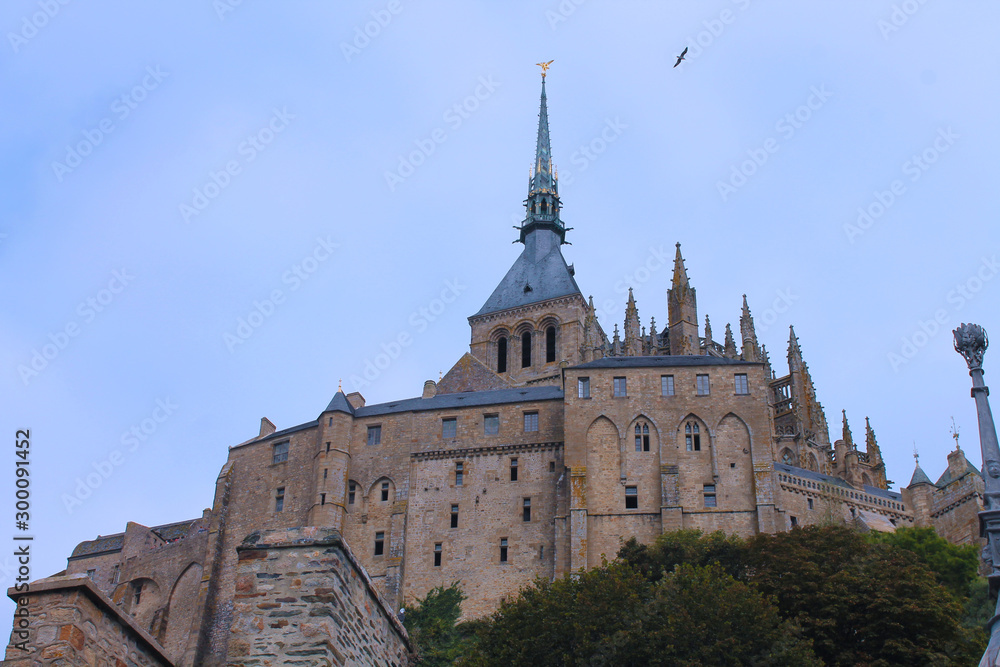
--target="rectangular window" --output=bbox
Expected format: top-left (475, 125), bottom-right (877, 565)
top-left (326, 442), bottom-right (331, 453)
top-left (790, 516), bottom-right (798, 527)
top-left (524, 412), bottom-right (538, 432)
top-left (272, 441), bottom-right (289, 464)
top-left (734, 373), bottom-right (749, 395)
top-left (523, 497), bottom-right (531, 522)
top-left (625, 486), bottom-right (638, 509)
top-left (323, 468), bottom-right (328, 479)
top-left (320, 492), bottom-right (326, 505)
top-left (367, 425), bottom-right (382, 446)
top-left (661, 375), bottom-right (675, 396)
top-left (484, 414), bottom-right (499, 435)
top-left (381, 481), bottom-right (390, 502)
top-left (510, 457), bottom-right (519, 482)
top-left (696, 374), bottom-right (710, 396)
top-left (704, 484), bottom-right (717, 508)
top-left (451, 504), bottom-right (459, 528)
top-left (275, 487), bottom-right (285, 512)
top-left (112, 564), bottom-right (120, 584)
top-left (442, 417), bottom-right (457, 438)
top-left (87, 569), bottom-right (96, 579)
top-left (808, 498), bottom-right (814, 510)
top-left (539, 545), bottom-right (544, 560)
top-left (348, 482), bottom-right (356, 505)
top-left (434, 543), bottom-right (442, 567)
top-left (549, 461), bottom-right (555, 472)
top-left (613, 376), bottom-right (627, 397)
top-left (500, 538), bottom-right (508, 563)
top-left (133, 582), bottom-right (142, 605)
top-left (455, 462), bottom-right (464, 486)
top-left (374, 531), bottom-right (384, 556)
top-left (578, 377), bottom-right (590, 399)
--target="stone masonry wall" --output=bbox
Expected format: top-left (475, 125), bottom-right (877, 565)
top-left (227, 526), bottom-right (410, 667)
top-left (3, 574), bottom-right (173, 666)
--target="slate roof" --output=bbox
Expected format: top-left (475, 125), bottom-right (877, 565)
top-left (473, 243), bottom-right (582, 317)
top-left (935, 455), bottom-right (981, 487)
top-left (862, 484), bottom-right (903, 502)
top-left (572, 355), bottom-right (759, 369)
top-left (908, 464), bottom-right (934, 487)
top-left (325, 391), bottom-right (355, 415)
top-left (775, 463), bottom-right (854, 490)
top-left (356, 386), bottom-right (564, 418)
top-left (69, 519), bottom-right (200, 559)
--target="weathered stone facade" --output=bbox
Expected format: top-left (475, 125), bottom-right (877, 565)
top-left (5, 75), bottom-right (983, 665)
top-left (227, 527), bottom-right (409, 666)
top-left (3, 575), bottom-right (173, 666)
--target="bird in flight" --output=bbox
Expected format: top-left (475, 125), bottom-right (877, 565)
top-left (673, 47), bottom-right (688, 68)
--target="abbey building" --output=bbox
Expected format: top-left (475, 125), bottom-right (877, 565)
top-left (7, 76), bottom-right (985, 666)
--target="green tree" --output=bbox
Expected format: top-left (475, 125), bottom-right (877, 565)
top-left (404, 583), bottom-right (475, 667)
top-left (460, 560), bottom-right (818, 667)
top-left (742, 525), bottom-right (982, 666)
top-left (868, 526), bottom-right (979, 598)
top-left (618, 528), bottom-right (745, 583)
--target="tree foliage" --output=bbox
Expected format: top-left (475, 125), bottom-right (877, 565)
top-left (867, 526), bottom-right (979, 598)
top-left (404, 583), bottom-right (475, 667)
top-left (459, 560), bottom-right (817, 666)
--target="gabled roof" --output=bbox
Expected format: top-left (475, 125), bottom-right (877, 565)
top-left (473, 243), bottom-right (582, 317)
top-left (935, 455), bottom-right (981, 487)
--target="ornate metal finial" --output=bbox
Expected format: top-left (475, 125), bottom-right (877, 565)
top-left (951, 416), bottom-right (961, 450)
top-left (954, 323), bottom-right (988, 370)
top-left (338, 378), bottom-right (342, 392)
top-left (913, 441), bottom-right (919, 465)
top-left (536, 60), bottom-right (554, 78)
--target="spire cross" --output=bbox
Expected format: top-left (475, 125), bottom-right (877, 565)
top-left (913, 441), bottom-right (919, 465)
top-left (536, 60), bottom-right (554, 78)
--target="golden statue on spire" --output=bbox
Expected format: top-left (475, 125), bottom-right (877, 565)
top-left (536, 60), bottom-right (554, 78)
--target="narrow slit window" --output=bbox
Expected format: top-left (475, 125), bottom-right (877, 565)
top-left (381, 481), bottom-right (390, 502)
top-left (510, 457), bottom-right (519, 482)
top-left (275, 487), bottom-right (285, 512)
top-left (500, 538), bottom-right (508, 563)
top-left (455, 462), bottom-right (464, 486)
top-left (521, 331), bottom-right (532, 367)
top-left (497, 336), bottom-right (508, 373)
top-left (374, 531), bottom-right (384, 556)
top-left (545, 325), bottom-right (556, 363)
top-left (451, 504), bottom-right (459, 528)
top-left (434, 543), bottom-right (442, 567)
top-left (523, 497), bottom-right (531, 522)
top-left (348, 482), bottom-right (356, 505)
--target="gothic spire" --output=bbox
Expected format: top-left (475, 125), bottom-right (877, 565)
top-left (724, 323), bottom-right (738, 359)
top-left (788, 325), bottom-right (803, 369)
top-left (704, 315), bottom-right (713, 346)
top-left (516, 71), bottom-right (567, 245)
top-left (624, 288), bottom-right (641, 356)
top-left (671, 243), bottom-right (691, 293)
top-left (740, 295), bottom-right (760, 362)
top-left (842, 410), bottom-right (855, 449)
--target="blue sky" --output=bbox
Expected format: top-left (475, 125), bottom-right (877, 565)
top-left (1, 0), bottom-right (998, 621)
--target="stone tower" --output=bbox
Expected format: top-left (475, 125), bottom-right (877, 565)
top-left (667, 243), bottom-right (698, 355)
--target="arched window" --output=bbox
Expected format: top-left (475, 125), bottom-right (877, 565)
top-left (521, 331), bottom-right (532, 368)
top-left (685, 422), bottom-right (701, 451)
top-left (497, 337), bottom-right (507, 373)
top-left (545, 326), bottom-right (556, 363)
top-left (634, 422), bottom-right (650, 452)
top-left (781, 449), bottom-right (794, 465)
top-left (541, 200), bottom-right (548, 213)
